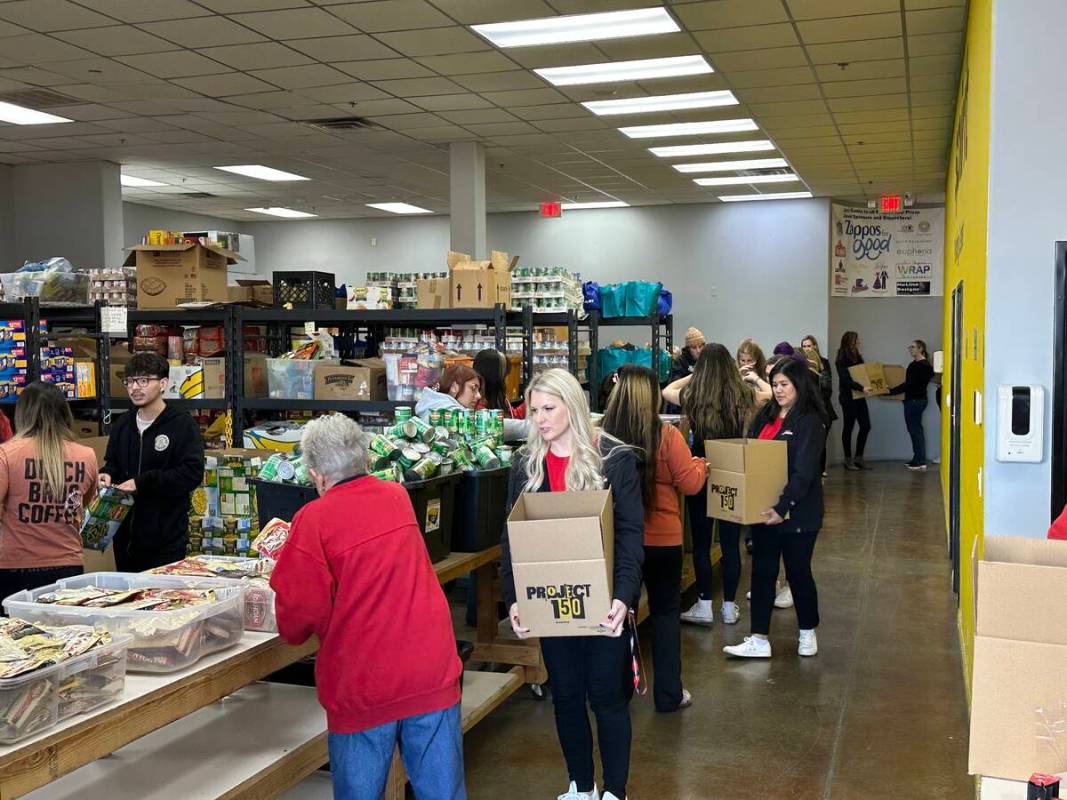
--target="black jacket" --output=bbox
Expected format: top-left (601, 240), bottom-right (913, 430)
top-left (817, 356), bottom-right (837, 422)
top-left (101, 405), bottom-right (205, 570)
top-left (836, 355), bottom-right (867, 405)
top-left (748, 410), bottom-right (824, 533)
top-left (889, 360), bottom-right (934, 400)
top-left (499, 440), bottom-right (645, 611)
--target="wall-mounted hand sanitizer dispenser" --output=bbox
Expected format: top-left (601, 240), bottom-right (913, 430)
top-left (996, 385), bottom-right (1044, 462)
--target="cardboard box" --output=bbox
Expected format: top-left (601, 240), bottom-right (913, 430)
top-left (882, 364), bottom-right (907, 400)
top-left (126, 242), bottom-right (241, 309)
top-left (74, 360), bottom-right (96, 399)
top-left (969, 537), bottom-right (1067, 781)
top-left (346, 286), bottom-right (393, 310)
top-left (243, 421), bottom-right (305, 452)
top-left (227, 279), bottom-right (273, 305)
top-left (79, 436), bottom-right (109, 466)
top-left (244, 352), bottom-right (268, 398)
top-left (848, 362), bottom-right (890, 399)
top-left (507, 489), bottom-right (614, 638)
top-left (200, 356), bottom-right (226, 399)
top-left (705, 439), bottom-right (787, 525)
top-left (164, 365), bottom-right (205, 399)
top-left (314, 359), bottom-right (387, 401)
top-left (108, 344), bottom-right (133, 397)
top-left (449, 249), bottom-right (516, 309)
top-left (416, 277), bottom-right (449, 309)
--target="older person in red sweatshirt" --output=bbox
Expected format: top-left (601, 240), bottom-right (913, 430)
top-left (270, 413), bottom-right (465, 800)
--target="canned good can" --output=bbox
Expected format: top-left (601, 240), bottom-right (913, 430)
top-left (431, 440), bottom-right (451, 457)
top-left (399, 446), bottom-right (422, 468)
top-left (496, 445), bottom-right (514, 466)
top-left (428, 409), bottom-right (442, 427)
top-left (491, 410), bottom-right (503, 436)
top-left (369, 455), bottom-right (393, 471)
top-left (452, 448), bottom-right (472, 470)
top-left (370, 468), bottom-right (396, 482)
top-left (412, 442), bottom-right (431, 455)
top-left (369, 434), bottom-right (400, 461)
top-left (434, 426), bottom-right (450, 442)
top-left (258, 453), bottom-right (284, 482)
top-left (474, 443), bottom-right (501, 470)
top-left (438, 458), bottom-right (454, 475)
top-left (276, 457), bottom-right (296, 482)
top-left (405, 457), bottom-right (438, 482)
top-left (475, 409), bottom-right (489, 436)
top-left (410, 415), bottom-right (434, 442)
top-left (394, 463), bottom-right (406, 483)
top-left (386, 420), bottom-right (418, 439)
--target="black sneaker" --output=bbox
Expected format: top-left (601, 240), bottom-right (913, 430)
top-left (854, 460), bottom-right (873, 470)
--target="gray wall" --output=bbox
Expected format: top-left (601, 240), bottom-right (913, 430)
top-left (123, 203), bottom-right (249, 242)
top-left (828, 297), bottom-right (944, 464)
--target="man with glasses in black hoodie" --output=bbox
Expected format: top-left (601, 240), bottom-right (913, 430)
top-left (100, 352), bottom-right (205, 571)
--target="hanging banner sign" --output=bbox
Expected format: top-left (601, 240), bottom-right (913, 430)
top-left (830, 203), bottom-right (944, 298)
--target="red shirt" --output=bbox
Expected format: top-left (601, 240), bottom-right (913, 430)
top-left (270, 476), bottom-right (461, 734)
top-left (546, 450), bottom-right (569, 492)
top-left (758, 416), bottom-right (785, 440)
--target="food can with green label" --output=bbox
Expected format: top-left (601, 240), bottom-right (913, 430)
top-left (370, 468), bottom-right (396, 482)
top-left (438, 458), bottom-right (454, 475)
top-left (452, 448), bottom-right (472, 470)
top-left (257, 453), bottom-right (284, 482)
top-left (412, 442), bottom-right (431, 455)
top-left (410, 415), bottom-right (434, 442)
top-left (496, 445), bottom-right (514, 466)
top-left (431, 440), bottom-right (451, 457)
top-left (368, 455), bottom-right (393, 472)
top-left (275, 457), bottom-right (297, 482)
top-left (398, 446), bottom-right (421, 469)
top-left (428, 409), bottom-right (442, 427)
top-left (405, 456), bottom-right (438, 482)
top-left (369, 434), bottom-right (400, 461)
top-left (394, 406), bottom-right (412, 423)
top-left (474, 443), bottom-right (500, 470)
top-left (385, 420), bottom-right (417, 440)
top-left (475, 409), bottom-right (489, 436)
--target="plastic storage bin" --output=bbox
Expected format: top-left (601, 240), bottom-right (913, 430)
top-left (0, 632), bottom-right (130, 744)
top-left (452, 467), bottom-right (510, 552)
top-left (273, 271), bottom-right (336, 309)
top-left (4, 574), bottom-right (245, 674)
top-left (1, 270), bottom-right (90, 305)
top-left (155, 555), bottom-right (277, 633)
top-left (266, 358), bottom-right (336, 400)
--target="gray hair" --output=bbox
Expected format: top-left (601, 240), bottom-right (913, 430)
top-left (299, 413), bottom-right (368, 485)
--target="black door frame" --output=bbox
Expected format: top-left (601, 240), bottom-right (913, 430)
top-left (949, 281), bottom-right (964, 596)
top-left (1052, 242), bottom-right (1067, 520)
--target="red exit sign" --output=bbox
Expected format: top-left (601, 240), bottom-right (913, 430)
top-left (880, 195), bottom-right (902, 212)
top-left (540, 201), bottom-right (561, 218)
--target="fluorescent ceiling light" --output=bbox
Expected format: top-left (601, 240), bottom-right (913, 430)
top-left (215, 164), bottom-right (309, 182)
top-left (694, 174), bottom-right (801, 186)
top-left (536, 55), bottom-right (711, 87)
top-left (367, 202), bottom-right (433, 215)
top-left (650, 140), bottom-right (775, 158)
top-left (0, 102), bottom-right (71, 126)
top-left (245, 207), bottom-right (317, 219)
top-left (619, 119), bottom-right (758, 139)
top-left (583, 91), bottom-right (737, 116)
top-left (120, 175), bottom-right (165, 187)
top-left (561, 201), bottom-right (628, 210)
top-left (674, 158), bottom-right (789, 173)
top-left (718, 191), bottom-right (813, 202)
top-left (472, 7), bottom-right (678, 48)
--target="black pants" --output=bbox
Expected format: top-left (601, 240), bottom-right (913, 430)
top-left (113, 540), bottom-right (187, 573)
top-left (0, 564), bottom-right (82, 601)
top-left (750, 524), bottom-right (820, 635)
top-left (541, 632), bottom-right (631, 798)
top-left (840, 398), bottom-right (871, 459)
top-left (718, 521), bottom-right (743, 603)
top-left (686, 491), bottom-right (713, 600)
top-left (643, 545), bottom-right (683, 711)
top-left (820, 422), bottom-right (831, 474)
top-left (904, 398), bottom-right (928, 465)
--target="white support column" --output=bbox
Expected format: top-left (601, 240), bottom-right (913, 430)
top-left (449, 141), bottom-right (487, 259)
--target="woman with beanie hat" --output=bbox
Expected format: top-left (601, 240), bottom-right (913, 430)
top-left (669, 327), bottom-right (706, 383)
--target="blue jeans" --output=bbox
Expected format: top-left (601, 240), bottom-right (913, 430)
top-left (904, 398), bottom-right (928, 465)
top-left (328, 704), bottom-right (466, 800)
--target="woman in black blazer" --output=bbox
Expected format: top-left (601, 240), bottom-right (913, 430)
top-left (724, 357), bottom-right (825, 660)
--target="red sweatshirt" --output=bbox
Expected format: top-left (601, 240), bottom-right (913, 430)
top-left (270, 476), bottom-right (462, 734)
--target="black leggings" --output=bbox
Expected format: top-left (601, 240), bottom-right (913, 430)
top-left (687, 492), bottom-right (743, 603)
top-left (750, 525), bottom-right (820, 635)
top-left (840, 398), bottom-right (871, 459)
top-left (643, 545), bottom-right (683, 711)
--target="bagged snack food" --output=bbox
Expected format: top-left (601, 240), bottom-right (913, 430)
top-left (81, 488), bottom-right (134, 552)
top-left (251, 518), bottom-right (290, 560)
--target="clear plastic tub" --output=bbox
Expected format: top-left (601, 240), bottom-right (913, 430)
top-left (3, 573), bottom-right (245, 674)
top-left (151, 556), bottom-right (277, 633)
top-left (266, 358), bottom-right (338, 400)
top-left (0, 632), bottom-right (130, 744)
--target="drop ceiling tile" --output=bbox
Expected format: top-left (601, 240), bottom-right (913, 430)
top-left (93, 116), bottom-right (179, 133)
top-left (235, 8), bottom-right (357, 39)
top-left (408, 93), bottom-right (492, 111)
top-left (250, 64), bottom-right (352, 89)
top-left (1, 66), bottom-right (84, 87)
top-left (197, 42), bottom-right (315, 71)
top-left (907, 7), bottom-right (966, 35)
top-left (196, 109), bottom-right (284, 125)
top-left (80, 0), bottom-right (214, 22)
top-left (741, 84), bottom-right (824, 103)
top-left (414, 51), bottom-right (517, 75)
top-left (286, 35), bottom-right (400, 62)
top-left (196, 0), bottom-right (312, 10)
top-left (510, 103), bottom-right (586, 121)
top-left (500, 43), bottom-right (608, 70)
top-left (139, 18), bottom-right (267, 48)
top-left (786, 0), bottom-right (898, 19)
top-left (774, 133), bottom-right (841, 147)
top-left (366, 112), bottom-right (446, 129)
top-left (838, 119), bottom-right (910, 134)
top-left (905, 0), bottom-right (964, 7)
top-left (464, 121), bottom-right (540, 136)
top-left (827, 93), bottom-right (908, 112)
top-left (424, 0), bottom-right (553, 23)
top-left (815, 59), bottom-right (905, 81)
top-left (910, 89), bottom-right (955, 107)
top-left (480, 88), bottom-right (566, 107)
top-left (370, 76), bottom-right (464, 96)
top-left (907, 32), bottom-right (962, 57)
top-left (0, 0), bottom-right (115, 32)
top-left (910, 104), bottom-right (952, 120)
top-left (326, 97), bottom-right (419, 115)
top-left (760, 112), bottom-right (833, 129)
top-left (436, 108), bottom-right (516, 125)
top-left (225, 90), bottom-right (307, 109)
top-left (278, 103), bottom-right (348, 119)
top-left (595, 33), bottom-right (698, 61)
top-left (116, 51), bottom-right (232, 78)
top-left (832, 108), bottom-right (908, 124)
top-left (805, 38), bottom-right (904, 64)
top-left (695, 24), bottom-right (799, 53)
top-left (409, 124), bottom-right (479, 141)
top-left (713, 47), bottom-right (809, 71)
top-left (842, 130), bottom-right (910, 145)
top-left (797, 13), bottom-right (901, 44)
top-left (848, 141), bottom-right (909, 154)
top-left (173, 72), bottom-right (280, 96)
top-left (675, 0), bottom-right (788, 29)
top-left (821, 76), bottom-right (907, 97)
top-left (334, 59), bottom-right (433, 81)
top-left (298, 83), bottom-right (390, 103)
top-left (47, 103), bottom-right (129, 121)
top-left (328, 0), bottom-right (451, 32)
top-left (452, 71), bottom-right (545, 92)
top-left (374, 27), bottom-right (489, 57)
top-left (911, 115), bottom-right (951, 132)
top-left (0, 33), bottom-right (96, 64)
top-left (908, 53), bottom-right (961, 76)
top-left (728, 66), bottom-right (817, 88)
top-left (748, 99), bottom-right (829, 116)
top-left (53, 25), bottom-right (181, 56)
top-left (51, 83), bottom-right (127, 102)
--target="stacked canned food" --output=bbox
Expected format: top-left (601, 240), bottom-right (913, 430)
top-left (511, 266), bottom-right (584, 314)
top-left (366, 406), bottom-right (514, 484)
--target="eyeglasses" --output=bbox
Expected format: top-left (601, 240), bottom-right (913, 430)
top-left (123, 377), bottom-right (160, 389)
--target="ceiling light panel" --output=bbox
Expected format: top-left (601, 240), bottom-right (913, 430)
top-left (650, 140), bottom-right (776, 158)
top-left (561, 201), bottom-right (628, 210)
top-left (0, 102), bottom-right (72, 126)
top-left (619, 119), bottom-right (758, 139)
top-left (215, 165), bottom-right (309, 182)
top-left (583, 90), bottom-right (737, 116)
top-left (120, 175), bottom-right (166, 187)
top-left (535, 55), bottom-right (712, 87)
top-left (367, 202), bottom-right (433, 214)
top-left (718, 191), bottom-right (813, 202)
top-left (674, 158), bottom-right (789, 173)
top-left (694, 174), bottom-right (801, 186)
top-left (246, 207), bottom-right (318, 218)
top-left (472, 8), bottom-right (679, 49)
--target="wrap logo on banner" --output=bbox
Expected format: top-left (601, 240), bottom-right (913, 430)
top-left (830, 203), bottom-right (944, 298)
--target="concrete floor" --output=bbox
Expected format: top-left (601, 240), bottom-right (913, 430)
top-left (461, 467), bottom-right (971, 799)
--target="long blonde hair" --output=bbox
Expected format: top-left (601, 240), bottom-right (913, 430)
top-left (520, 369), bottom-right (605, 494)
top-left (14, 381), bottom-right (76, 503)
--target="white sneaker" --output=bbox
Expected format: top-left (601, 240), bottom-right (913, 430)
top-left (745, 590), bottom-right (751, 600)
top-left (721, 601), bottom-right (740, 624)
top-left (774, 585), bottom-right (794, 609)
top-left (680, 599), bottom-right (713, 626)
top-left (723, 636), bottom-right (771, 658)
top-left (798, 629), bottom-right (818, 657)
top-left (603, 794), bottom-right (627, 800)
top-left (558, 782), bottom-right (599, 800)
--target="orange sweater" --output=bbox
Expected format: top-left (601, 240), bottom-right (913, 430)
top-left (645, 424), bottom-right (707, 547)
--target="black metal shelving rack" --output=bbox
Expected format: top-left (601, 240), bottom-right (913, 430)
top-left (507, 308), bottom-right (590, 396)
top-left (586, 310), bottom-right (674, 411)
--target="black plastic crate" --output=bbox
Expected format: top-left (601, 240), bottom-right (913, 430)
top-left (272, 271), bottom-right (336, 309)
top-left (451, 467), bottom-right (510, 552)
top-left (251, 478), bottom-right (316, 530)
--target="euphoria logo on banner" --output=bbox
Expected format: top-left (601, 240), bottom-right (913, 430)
top-left (526, 583), bottom-right (592, 621)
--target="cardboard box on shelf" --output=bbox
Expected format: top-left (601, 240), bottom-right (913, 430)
top-left (416, 277), bottom-right (449, 309)
top-left (969, 537), bottom-right (1067, 781)
top-left (108, 344), bottom-right (133, 398)
top-left (507, 489), bottom-right (614, 638)
top-left (346, 286), bottom-right (393, 310)
top-left (314, 358), bottom-right (387, 401)
top-left (227, 279), bottom-right (273, 305)
top-left (199, 357), bottom-right (226, 399)
top-left (127, 242), bottom-right (241, 309)
top-left (164, 365), bottom-right (205, 399)
top-left (244, 352), bottom-right (268, 398)
top-left (79, 436), bottom-right (109, 466)
top-left (449, 250), bottom-right (516, 309)
top-left (705, 439), bottom-right (787, 525)
top-left (848, 362), bottom-right (890, 399)
top-left (243, 421), bottom-right (305, 452)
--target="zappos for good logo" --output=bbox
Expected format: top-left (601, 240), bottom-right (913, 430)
top-left (846, 220), bottom-right (893, 260)
top-left (526, 583), bottom-right (591, 621)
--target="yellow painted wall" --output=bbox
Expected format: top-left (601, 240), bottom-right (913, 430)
top-left (942, 0), bottom-right (991, 692)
